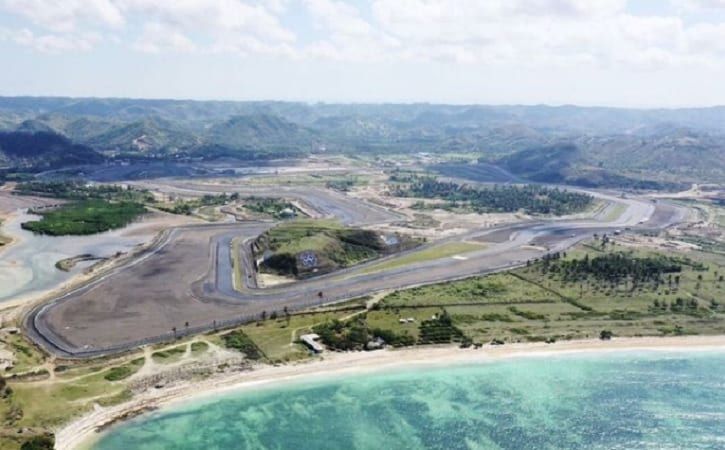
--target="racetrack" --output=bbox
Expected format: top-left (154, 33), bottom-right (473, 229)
top-left (24, 182), bottom-right (690, 358)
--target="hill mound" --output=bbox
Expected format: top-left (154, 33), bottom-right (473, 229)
top-left (252, 220), bottom-right (419, 279)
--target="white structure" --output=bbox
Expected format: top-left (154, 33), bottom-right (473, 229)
top-left (300, 333), bottom-right (324, 353)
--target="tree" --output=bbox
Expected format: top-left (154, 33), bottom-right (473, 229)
top-left (21, 435), bottom-right (54, 450)
top-left (600, 330), bottom-right (613, 340)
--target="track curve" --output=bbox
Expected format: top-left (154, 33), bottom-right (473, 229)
top-left (24, 183), bottom-right (690, 358)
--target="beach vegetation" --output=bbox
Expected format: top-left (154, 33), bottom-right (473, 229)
top-left (104, 358), bottom-right (145, 381)
top-left (151, 345), bottom-right (187, 363)
top-left (222, 330), bottom-right (264, 360)
top-left (190, 341), bottom-right (209, 356)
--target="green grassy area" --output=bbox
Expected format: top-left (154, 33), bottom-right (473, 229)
top-left (104, 358), bottom-right (145, 381)
top-left (20, 200), bottom-right (145, 236)
top-left (381, 272), bottom-right (556, 307)
top-left (221, 330), bottom-right (264, 360)
top-left (363, 242), bottom-right (725, 344)
top-left (231, 237), bottom-right (244, 291)
top-left (0, 348), bottom-right (145, 450)
top-left (151, 345), bottom-right (186, 364)
top-left (0, 334), bottom-right (46, 375)
top-left (190, 341), bottom-right (209, 356)
top-left (242, 197), bottom-right (299, 219)
top-left (360, 241), bottom-right (484, 274)
top-left (239, 310), bottom-right (359, 362)
top-left (600, 202), bottom-right (627, 222)
top-left (255, 219), bottom-right (419, 278)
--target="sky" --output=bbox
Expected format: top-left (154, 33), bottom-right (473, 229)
top-left (3, 0), bottom-right (725, 107)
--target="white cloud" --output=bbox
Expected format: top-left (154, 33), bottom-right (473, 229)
top-left (673, 0), bottom-right (725, 9)
top-left (133, 22), bottom-right (196, 53)
top-left (0, 0), bottom-right (725, 72)
top-left (304, 0), bottom-right (372, 36)
top-left (1, 0), bottom-right (123, 32)
top-left (117, 0), bottom-right (294, 43)
top-left (1, 0), bottom-right (294, 54)
top-left (2, 27), bottom-right (100, 52)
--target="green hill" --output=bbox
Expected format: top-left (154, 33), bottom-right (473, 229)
top-left (86, 117), bottom-right (200, 154)
top-left (253, 220), bottom-right (419, 278)
top-left (208, 114), bottom-right (316, 152)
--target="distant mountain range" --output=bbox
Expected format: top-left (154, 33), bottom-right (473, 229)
top-left (0, 96), bottom-right (724, 187)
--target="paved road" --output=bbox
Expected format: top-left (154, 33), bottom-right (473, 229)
top-left (24, 183), bottom-right (689, 358)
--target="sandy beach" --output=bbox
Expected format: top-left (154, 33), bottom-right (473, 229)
top-left (57, 335), bottom-right (725, 450)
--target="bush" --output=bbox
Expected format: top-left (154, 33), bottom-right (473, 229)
top-left (371, 328), bottom-right (415, 347)
top-left (222, 330), bottom-right (263, 359)
top-left (104, 366), bottom-right (134, 382)
top-left (21, 435), bottom-right (54, 450)
top-left (104, 358), bottom-right (145, 381)
top-left (418, 310), bottom-right (465, 344)
top-left (313, 319), bottom-right (370, 351)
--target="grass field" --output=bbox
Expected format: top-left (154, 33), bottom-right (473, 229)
top-left (231, 237), bottom-right (244, 290)
top-left (367, 242), bottom-right (725, 344)
top-left (360, 242), bottom-right (484, 274)
top-left (599, 201), bottom-right (627, 222)
top-left (239, 309), bottom-right (363, 362)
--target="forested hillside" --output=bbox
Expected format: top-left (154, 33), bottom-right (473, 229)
top-left (1, 97), bottom-right (724, 187)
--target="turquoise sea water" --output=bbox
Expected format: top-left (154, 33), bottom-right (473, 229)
top-left (95, 352), bottom-right (725, 450)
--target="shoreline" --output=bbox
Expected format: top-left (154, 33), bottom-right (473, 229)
top-left (57, 334), bottom-right (725, 450)
top-left (1, 211), bottom-right (195, 315)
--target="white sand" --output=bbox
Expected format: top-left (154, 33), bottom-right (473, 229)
top-left (57, 335), bottom-right (725, 450)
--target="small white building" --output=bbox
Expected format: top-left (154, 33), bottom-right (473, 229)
top-left (300, 333), bottom-right (324, 353)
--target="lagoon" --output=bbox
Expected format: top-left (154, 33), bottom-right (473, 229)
top-left (0, 211), bottom-right (154, 302)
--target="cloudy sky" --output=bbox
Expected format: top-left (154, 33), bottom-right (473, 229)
top-left (2, 0), bottom-right (725, 107)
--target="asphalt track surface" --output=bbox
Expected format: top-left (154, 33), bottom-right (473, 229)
top-left (25, 182), bottom-right (689, 358)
